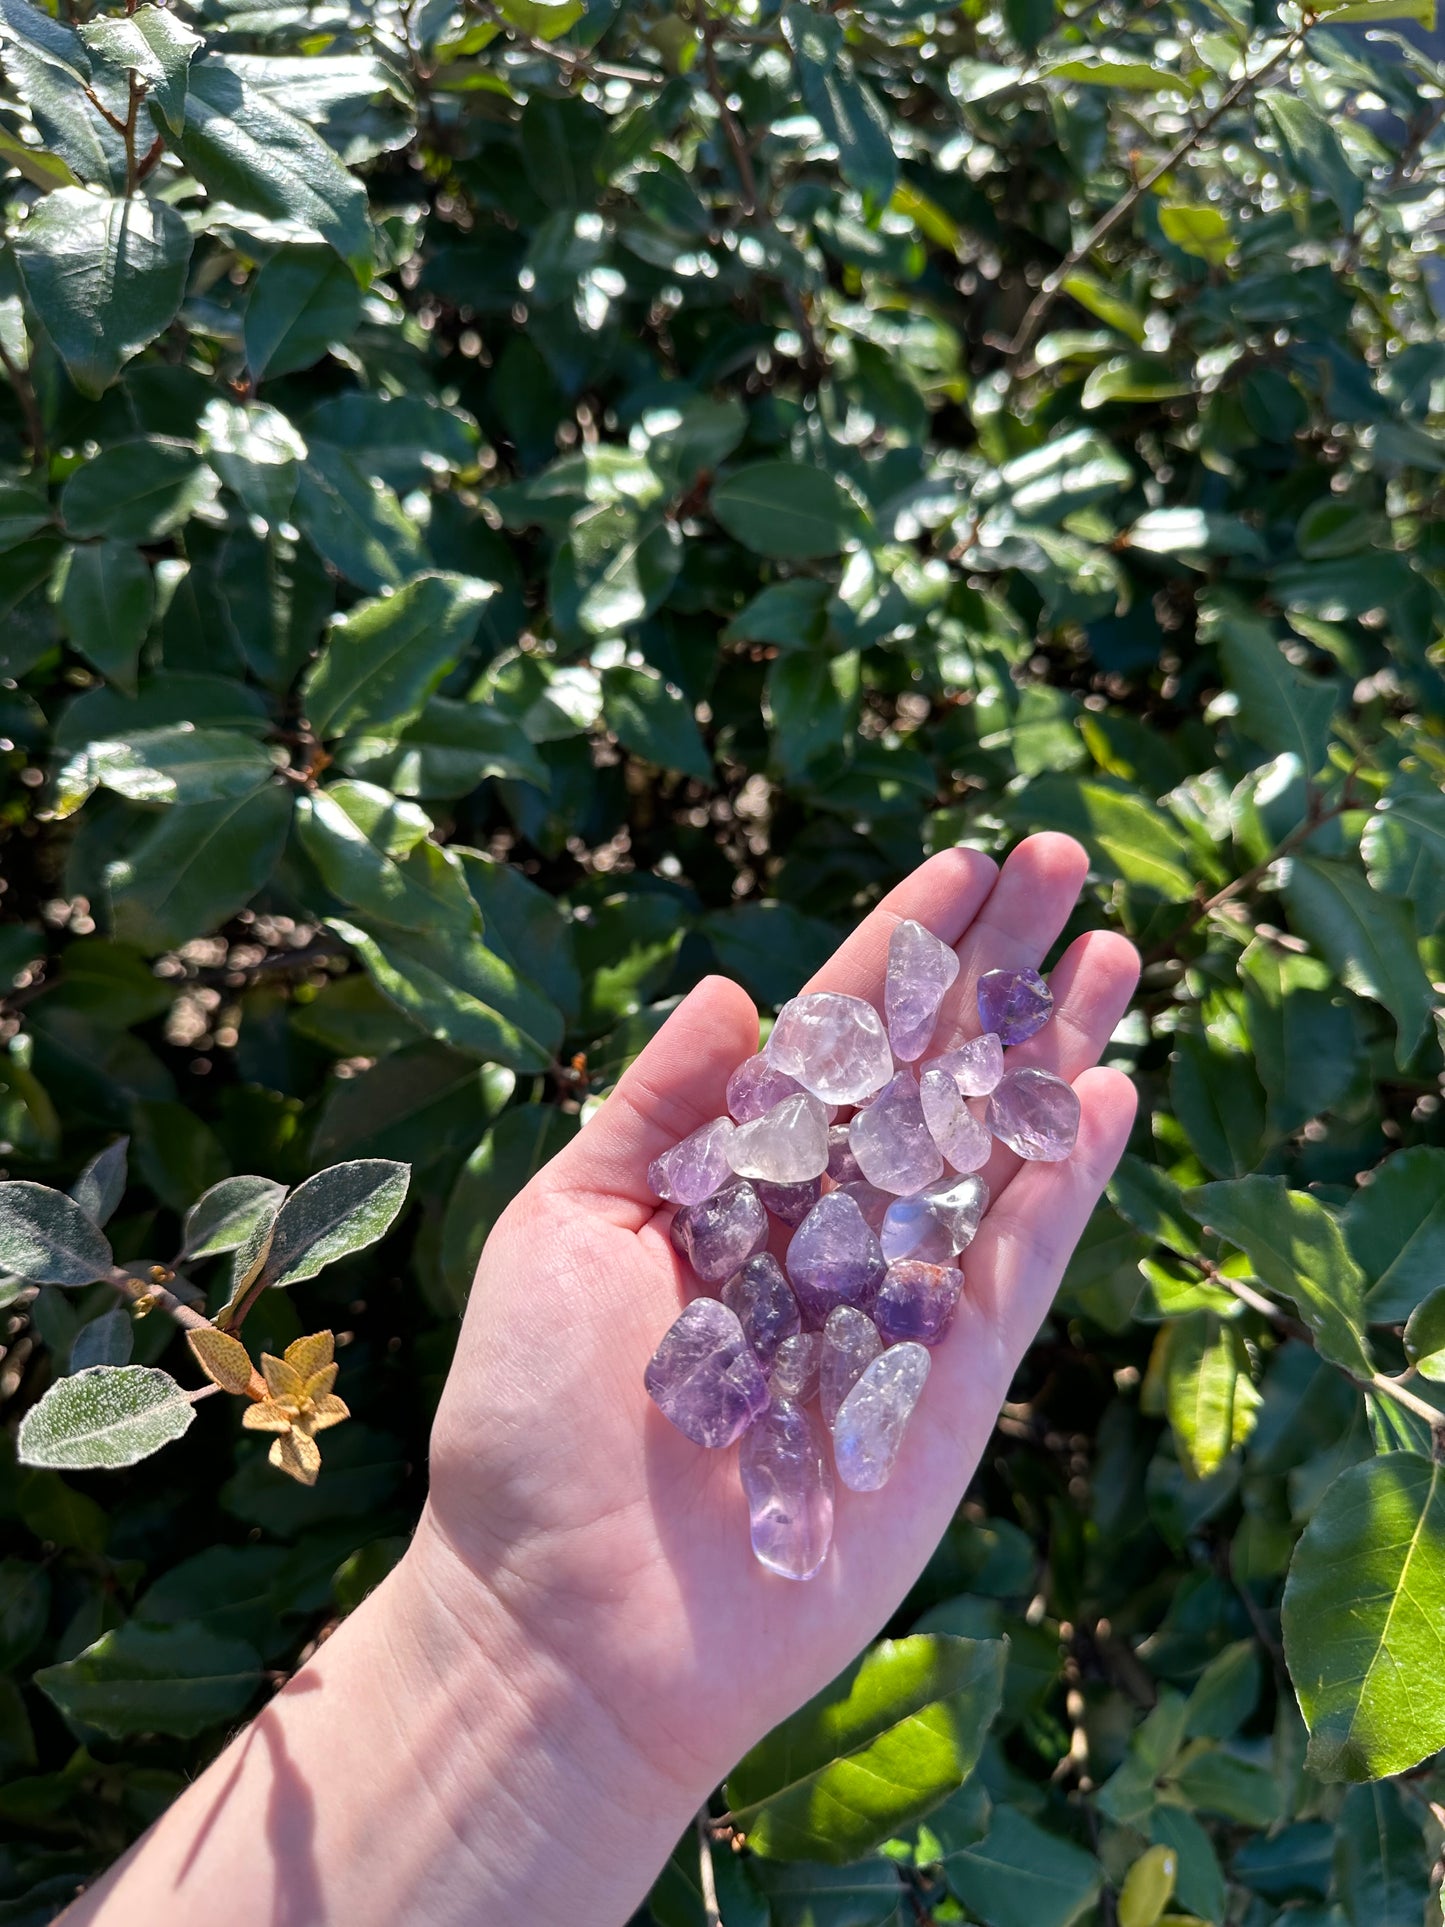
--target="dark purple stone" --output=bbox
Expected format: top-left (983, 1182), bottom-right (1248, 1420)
top-left (722, 1253), bottom-right (802, 1366)
top-left (669, 1179), bottom-right (768, 1285)
top-left (826, 1124), bottom-right (863, 1184)
top-left (785, 1189), bottom-right (886, 1326)
top-left (977, 966), bottom-right (1053, 1046)
top-left (757, 1175), bottom-right (823, 1226)
top-left (873, 1260), bottom-right (963, 1348)
top-left (644, 1298), bottom-right (770, 1447)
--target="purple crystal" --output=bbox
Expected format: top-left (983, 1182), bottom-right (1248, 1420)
top-left (819, 1305), bottom-right (882, 1427)
top-left (873, 1260), bottom-right (963, 1348)
top-left (647, 1115), bottom-right (736, 1206)
top-left (986, 1067), bottom-right (1080, 1162)
top-left (880, 1195), bottom-right (955, 1265)
top-left (770, 1330), bottom-right (821, 1403)
top-left (838, 1179), bottom-right (891, 1232)
top-left (832, 1342), bottom-right (931, 1492)
top-left (977, 966), bottom-right (1053, 1047)
top-left (920, 1172), bottom-right (990, 1253)
top-left (670, 1179), bottom-right (768, 1284)
top-left (727, 1093), bottom-right (829, 1184)
top-left (918, 1065), bottom-right (990, 1174)
top-left (756, 1176), bottom-right (822, 1226)
top-left (849, 1070), bottom-right (944, 1197)
top-left (767, 992), bottom-right (893, 1107)
top-left (826, 1124), bottom-right (862, 1184)
top-left (933, 1033), bottom-right (1004, 1097)
top-left (727, 1052), bottom-right (808, 1124)
top-left (884, 918), bottom-right (960, 1062)
top-left (786, 1189), bottom-right (886, 1324)
top-left (721, 1253), bottom-right (800, 1367)
top-left (740, 1398), bottom-right (834, 1581)
top-left (644, 1298), bottom-right (770, 1448)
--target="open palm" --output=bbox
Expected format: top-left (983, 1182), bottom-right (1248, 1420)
top-left (417, 833), bottom-right (1139, 1825)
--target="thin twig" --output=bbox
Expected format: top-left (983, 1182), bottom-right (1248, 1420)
top-left (0, 339), bottom-right (46, 465)
top-left (469, 0), bottom-right (655, 83)
top-left (106, 1264), bottom-right (269, 1400)
top-left (701, 22), bottom-right (758, 216)
top-left (696, 1806), bottom-right (723, 1927)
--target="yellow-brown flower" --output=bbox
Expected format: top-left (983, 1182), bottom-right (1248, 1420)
top-left (241, 1331), bottom-right (349, 1486)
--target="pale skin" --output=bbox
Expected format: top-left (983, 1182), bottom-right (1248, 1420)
top-left (64, 834), bottom-right (1139, 1927)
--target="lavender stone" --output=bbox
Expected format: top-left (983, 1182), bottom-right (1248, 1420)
top-left (986, 1067), bottom-right (1080, 1162)
top-left (849, 1070), bottom-right (945, 1197)
top-left (832, 1342), bottom-right (931, 1492)
top-left (770, 1330), bottom-right (821, 1403)
top-left (826, 1124), bottom-right (863, 1185)
top-left (740, 1398), bottom-right (834, 1581)
top-left (728, 1092), bottom-right (829, 1184)
top-left (920, 1171), bottom-right (990, 1253)
top-left (933, 1033), bottom-right (1004, 1097)
top-left (722, 1253), bottom-right (801, 1367)
top-left (885, 918), bottom-right (960, 1062)
top-left (647, 1115), bottom-right (736, 1206)
top-left (838, 1179), bottom-right (892, 1232)
top-left (786, 1189), bottom-right (886, 1324)
top-left (757, 1176), bottom-right (822, 1226)
top-left (644, 1298), bottom-right (770, 1448)
top-left (767, 992), bottom-right (894, 1107)
top-left (977, 966), bottom-right (1053, 1047)
top-left (727, 1052), bottom-right (807, 1124)
top-left (874, 1260), bottom-right (963, 1348)
top-left (670, 1179), bottom-right (768, 1284)
top-left (819, 1305), bottom-right (883, 1427)
top-left (918, 1065), bottom-right (990, 1174)
top-left (880, 1195), bottom-right (955, 1266)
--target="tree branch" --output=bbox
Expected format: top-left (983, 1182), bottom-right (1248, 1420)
top-left (0, 339), bottom-right (46, 466)
top-left (106, 1264), bottom-right (269, 1400)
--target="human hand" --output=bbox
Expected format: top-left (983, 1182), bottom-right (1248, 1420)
top-left (410, 835), bottom-right (1139, 1851)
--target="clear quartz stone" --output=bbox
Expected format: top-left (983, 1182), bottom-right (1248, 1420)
top-left (647, 1115), bottom-right (737, 1206)
top-left (786, 1189), bottom-right (887, 1325)
top-left (920, 1171), bottom-right (990, 1253)
top-left (644, 1298), bottom-right (770, 1448)
top-left (767, 992), bottom-right (894, 1107)
top-left (740, 1397), bottom-right (834, 1581)
top-left (918, 1065), bottom-right (991, 1174)
top-left (880, 1195), bottom-right (955, 1265)
top-left (884, 918), bottom-right (960, 1062)
top-left (849, 1070), bottom-right (945, 1196)
top-left (832, 1342), bottom-right (931, 1492)
top-left (721, 1253), bottom-right (801, 1366)
top-left (727, 1092), bottom-right (829, 1184)
top-left (874, 1260), bottom-right (963, 1348)
top-left (977, 967), bottom-right (1054, 1047)
top-left (727, 1051), bottom-right (808, 1123)
top-left (819, 1305), bottom-right (883, 1428)
top-left (669, 1180), bottom-right (768, 1284)
top-left (770, 1330), bottom-right (821, 1403)
top-left (986, 1067), bottom-right (1080, 1161)
top-left (932, 1033), bottom-right (1004, 1098)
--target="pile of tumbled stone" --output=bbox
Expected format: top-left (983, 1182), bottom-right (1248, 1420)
top-left (642, 919), bottom-right (1080, 1582)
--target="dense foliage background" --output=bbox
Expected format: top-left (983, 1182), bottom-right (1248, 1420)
top-left (2, 0), bottom-right (1445, 1918)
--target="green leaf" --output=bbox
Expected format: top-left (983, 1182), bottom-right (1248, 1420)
top-left (1048, 55), bottom-right (1192, 89)
top-left (60, 437), bottom-right (218, 543)
top-left (1316, 0), bottom-right (1434, 19)
top-left (945, 1805), bottom-right (1102, 1927)
top-left (296, 782), bottom-right (480, 936)
top-left (749, 1859), bottom-right (903, 1927)
top-left (1206, 600), bottom-right (1337, 775)
top-left (244, 246), bottom-right (365, 380)
top-left (703, 901), bottom-right (838, 1009)
top-left (312, 1045), bottom-right (511, 1170)
top-left (69, 1306), bottom-right (133, 1371)
top-left (17, 1365), bottom-right (193, 1468)
top-left (0, 123), bottom-right (80, 192)
top-left (0, 1180), bottom-right (111, 1284)
top-left (0, 1559), bottom-right (49, 1671)
top-left (304, 574), bottom-right (493, 740)
top-left (1010, 776), bottom-right (1195, 901)
top-left (1157, 203), bottom-right (1233, 264)
top-left (712, 463), bottom-right (869, 560)
top-left (55, 541), bottom-right (153, 693)
top-left (1124, 508), bottom-right (1263, 560)
top-left (183, 1175), bottom-right (288, 1261)
top-left (292, 444), bottom-right (426, 592)
top-left (601, 665), bottom-right (710, 781)
top-left (1187, 1176), bottom-right (1371, 1375)
top-left (1284, 856), bottom-right (1433, 1068)
top-left (458, 852), bottom-right (580, 1027)
top-left (726, 1635), bottom-right (1005, 1862)
top-left (1282, 1452), bottom-right (1445, 1781)
top-left (56, 725), bottom-right (282, 817)
top-left (1334, 1782), bottom-right (1431, 1925)
top-left (198, 398), bottom-right (306, 527)
top-left (1239, 940), bottom-right (1361, 1138)
top-left (34, 1621), bottom-right (261, 1738)
top-left (551, 502), bottom-right (682, 642)
top-left (70, 1136), bottom-right (128, 1228)
top-left (260, 1158), bottom-right (410, 1290)
top-left (573, 889), bottom-right (686, 1033)
top-left (105, 780), bottom-right (294, 951)
top-left (440, 1102), bottom-right (579, 1305)
top-left (782, 7), bottom-right (897, 204)
top-left (339, 698), bottom-right (550, 798)
top-left (1161, 1312), bottom-right (1261, 1479)
top-left (1361, 775), bottom-right (1445, 933)
top-left (80, 6), bottom-right (200, 134)
top-left (766, 651), bottom-right (860, 781)
top-left (1259, 89), bottom-right (1363, 228)
top-left (1169, 1034), bottom-right (1265, 1179)
top-left (177, 56), bottom-right (373, 280)
top-left (1344, 1146), bottom-right (1445, 1323)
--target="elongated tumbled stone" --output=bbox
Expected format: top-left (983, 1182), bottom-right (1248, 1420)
top-left (918, 1065), bottom-right (990, 1174)
top-left (832, 1342), bottom-right (931, 1492)
top-left (986, 1067), bottom-right (1080, 1161)
top-left (933, 1033), bottom-right (1004, 1097)
top-left (786, 1189), bottom-right (886, 1324)
top-left (644, 1298), bottom-right (770, 1448)
top-left (728, 1093), bottom-right (829, 1184)
top-left (874, 1260), bottom-right (963, 1348)
top-left (880, 1195), bottom-right (955, 1266)
top-left (740, 1398), bottom-right (834, 1581)
top-left (977, 966), bottom-right (1053, 1046)
top-left (757, 1176), bottom-right (822, 1226)
top-left (849, 1070), bottom-right (944, 1196)
top-left (771, 1331), bottom-right (821, 1403)
top-left (670, 1180), bottom-right (768, 1284)
top-left (827, 1124), bottom-right (862, 1184)
top-left (920, 1171), bottom-right (990, 1254)
top-left (885, 918), bottom-right (960, 1062)
top-left (767, 992), bottom-right (893, 1106)
top-left (819, 1305), bottom-right (882, 1427)
top-left (727, 1052), bottom-right (807, 1124)
top-left (647, 1116), bottom-right (736, 1206)
top-left (722, 1252), bottom-right (801, 1366)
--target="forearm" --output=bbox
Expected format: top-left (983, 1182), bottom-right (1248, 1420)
top-left (63, 1519), bottom-right (704, 1927)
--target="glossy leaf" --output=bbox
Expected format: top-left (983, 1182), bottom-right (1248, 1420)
top-left (303, 573), bottom-right (494, 738)
top-left (712, 463), bottom-right (868, 560)
top-left (56, 540), bottom-right (153, 693)
top-left (35, 1621), bottom-right (261, 1738)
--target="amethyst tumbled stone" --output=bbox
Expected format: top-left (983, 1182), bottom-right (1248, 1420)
top-left (727, 1093), bottom-right (829, 1184)
top-left (884, 918), bottom-right (960, 1062)
top-left (767, 992), bottom-right (893, 1106)
top-left (849, 1070), bottom-right (944, 1196)
top-left (918, 1064), bottom-right (990, 1174)
top-left (644, 1298), bottom-right (770, 1448)
top-left (726, 1052), bottom-right (807, 1123)
top-left (986, 1067), bottom-right (1080, 1161)
top-left (669, 1179), bottom-right (768, 1284)
top-left (977, 966), bottom-right (1053, 1046)
top-left (722, 1253), bottom-right (801, 1367)
top-left (756, 1176), bottom-right (822, 1226)
top-left (786, 1189), bottom-right (886, 1324)
top-left (647, 1115), bottom-right (736, 1206)
top-left (740, 1398), bottom-right (834, 1581)
top-left (819, 1305), bottom-right (883, 1427)
top-left (932, 1032), bottom-right (1004, 1097)
top-left (873, 1260), bottom-right (963, 1348)
top-left (770, 1330), bottom-right (821, 1403)
top-left (832, 1342), bottom-right (931, 1492)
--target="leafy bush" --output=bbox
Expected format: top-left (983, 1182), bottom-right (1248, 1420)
top-left (1, 0), bottom-right (1445, 1916)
